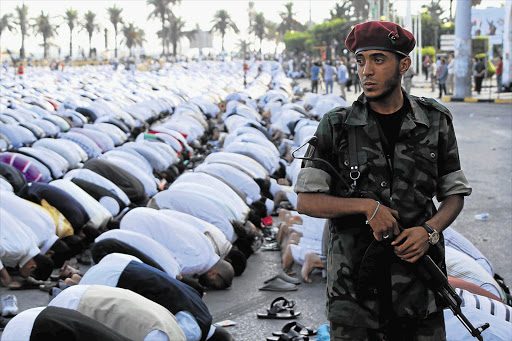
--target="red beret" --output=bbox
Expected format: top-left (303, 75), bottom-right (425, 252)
top-left (345, 21), bottom-right (416, 57)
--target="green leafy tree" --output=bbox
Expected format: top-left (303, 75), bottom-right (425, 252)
top-left (311, 18), bottom-right (351, 59)
top-left (32, 11), bottom-right (58, 59)
top-left (147, 0), bottom-right (179, 56)
top-left (81, 10), bottom-right (100, 58)
top-left (62, 8), bottom-right (78, 58)
top-left (210, 9), bottom-right (239, 51)
top-left (107, 5), bottom-right (123, 58)
top-left (249, 12), bottom-right (266, 53)
top-left (14, 4), bottom-right (29, 59)
top-left (122, 22), bottom-right (146, 55)
top-left (283, 30), bottom-right (312, 55)
top-left (0, 14), bottom-right (15, 38)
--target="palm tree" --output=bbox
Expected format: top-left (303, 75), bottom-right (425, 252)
top-left (156, 25), bottom-right (172, 56)
top-left (62, 8), bottom-right (78, 58)
top-left (279, 2), bottom-right (301, 32)
top-left (81, 10), bottom-right (100, 58)
top-left (249, 12), bottom-right (266, 53)
top-left (330, 1), bottom-right (352, 20)
top-left (350, 0), bottom-right (369, 21)
top-left (0, 14), bottom-right (15, 38)
top-left (266, 21), bottom-right (282, 55)
top-left (107, 5), bottom-right (123, 58)
top-left (122, 22), bottom-right (146, 56)
top-left (210, 9), bottom-right (239, 52)
top-left (235, 39), bottom-right (252, 60)
top-left (31, 11), bottom-right (58, 59)
top-left (14, 4), bottom-right (28, 60)
top-left (169, 15), bottom-right (197, 57)
top-left (147, 0), bottom-right (179, 57)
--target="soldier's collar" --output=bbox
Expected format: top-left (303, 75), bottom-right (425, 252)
top-left (405, 91), bottom-right (430, 128)
top-left (347, 90), bottom-right (430, 128)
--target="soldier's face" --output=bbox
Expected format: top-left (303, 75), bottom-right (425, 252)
top-left (355, 50), bottom-right (405, 101)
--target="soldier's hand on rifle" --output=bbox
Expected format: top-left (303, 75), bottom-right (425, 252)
top-left (366, 201), bottom-right (400, 242)
top-left (391, 227), bottom-right (430, 263)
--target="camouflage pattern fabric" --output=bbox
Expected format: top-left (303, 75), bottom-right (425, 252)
top-left (295, 91), bottom-right (471, 329)
top-left (330, 311), bottom-right (446, 340)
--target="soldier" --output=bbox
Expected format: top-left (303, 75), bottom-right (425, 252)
top-left (295, 21), bottom-right (472, 340)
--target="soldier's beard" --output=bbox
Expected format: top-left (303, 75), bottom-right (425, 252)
top-left (366, 65), bottom-right (402, 102)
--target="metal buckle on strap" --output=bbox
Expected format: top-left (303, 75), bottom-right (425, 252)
top-left (350, 166), bottom-right (360, 184)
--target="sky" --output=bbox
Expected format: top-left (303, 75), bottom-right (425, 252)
top-left (0, 0), bottom-right (506, 59)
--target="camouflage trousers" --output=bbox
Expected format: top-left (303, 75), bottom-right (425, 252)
top-left (330, 311), bottom-right (446, 341)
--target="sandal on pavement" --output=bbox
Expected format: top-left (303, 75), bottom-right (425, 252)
top-left (259, 278), bottom-right (298, 292)
top-left (9, 277), bottom-right (50, 291)
top-left (266, 328), bottom-right (309, 341)
top-left (261, 242), bottom-right (280, 251)
top-left (272, 321), bottom-right (317, 337)
top-left (264, 272), bottom-right (301, 285)
top-left (257, 296), bottom-right (301, 319)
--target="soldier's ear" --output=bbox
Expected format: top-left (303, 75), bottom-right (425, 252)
top-left (400, 57), bottom-right (411, 75)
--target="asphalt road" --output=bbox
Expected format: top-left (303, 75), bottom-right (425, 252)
top-left (1, 89), bottom-right (511, 340)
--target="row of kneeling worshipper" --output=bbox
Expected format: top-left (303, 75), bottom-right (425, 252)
top-left (0, 60), bottom-right (313, 340)
top-left (2, 60), bottom-right (512, 340)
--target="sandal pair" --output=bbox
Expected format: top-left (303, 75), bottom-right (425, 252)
top-left (257, 297), bottom-right (301, 319)
top-left (266, 322), bottom-right (317, 341)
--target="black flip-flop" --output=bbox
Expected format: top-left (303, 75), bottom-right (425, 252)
top-left (257, 296), bottom-right (301, 319)
top-left (266, 328), bottom-right (309, 341)
top-left (272, 321), bottom-right (317, 337)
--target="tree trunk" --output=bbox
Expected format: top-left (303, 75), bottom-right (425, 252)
top-left (114, 27), bottom-right (118, 58)
top-left (221, 33), bottom-right (225, 51)
top-left (43, 36), bottom-right (47, 59)
top-left (69, 29), bottom-right (73, 58)
top-left (20, 34), bottom-right (25, 60)
top-left (161, 19), bottom-right (166, 57)
top-left (89, 35), bottom-right (92, 58)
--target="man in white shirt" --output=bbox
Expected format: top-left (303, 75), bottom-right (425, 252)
top-left (120, 207), bottom-right (235, 290)
top-left (48, 284), bottom-right (186, 341)
top-left (0, 190), bottom-right (89, 272)
top-left (195, 162), bottom-right (261, 205)
top-left (0, 208), bottom-right (39, 287)
top-left (79, 253), bottom-right (234, 341)
top-left (92, 229), bottom-right (181, 279)
top-left (148, 189), bottom-right (237, 243)
top-left (203, 151), bottom-right (269, 180)
top-left (1, 306), bottom-right (131, 341)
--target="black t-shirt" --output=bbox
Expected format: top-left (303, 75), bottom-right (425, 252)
top-left (369, 101), bottom-right (409, 166)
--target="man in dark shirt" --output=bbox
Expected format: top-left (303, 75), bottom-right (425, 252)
top-left (295, 21), bottom-right (471, 340)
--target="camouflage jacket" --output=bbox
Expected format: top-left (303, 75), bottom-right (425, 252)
top-left (295, 91), bottom-right (471, 328)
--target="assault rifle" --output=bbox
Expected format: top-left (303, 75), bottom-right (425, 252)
top-left (293, 136), bottom-right (490, 340)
